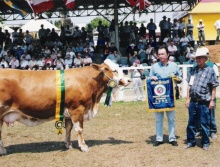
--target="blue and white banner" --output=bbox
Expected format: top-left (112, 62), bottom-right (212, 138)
top-left (146, 78), bottom-right (176, 112)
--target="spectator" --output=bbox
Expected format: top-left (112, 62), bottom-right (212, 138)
top-left (186, 19), bottom-right (194, 36)
top-left (38, 24), bottom-right (47, 47)
top-left (20, 56), bottom-right (29, 70)
top-left (50, 28), bottom-right (59, 42)
top-left (36, 56), bottom-right (45, 70)
top-left (50, 50), bottom-right (57, 60)
top-left (101, 43), bottom-right (110, 61)
top-left (187, 31), bottom-right (195, 48)
top-left (0, 28), bottom-right (5, 48)
top-left (12, 28), bottom-right (18, 45)
top-left (44, 55), bottom-right (53, 69)
top-left (168, 40), bottom-right (178, 59)
top-left (64, 25), bottom-right (73, 44)
top-left (73, 26), bottom-right (82, 41)
top-left (28, 57), bottom-right (38, 70)
top-left (214, 19), bottom-right (220, 45)
top-left (197, 19), bottom-right (205, 46)
top-left (159, 16), bottom-right (169, 42)
top-left (147, 18), bottom-right (157, 42)
top-left (167, 18), bottom-right (172, 37)
top-left (186, 48), bottom-right (195, 64)
top-left (15, 45), bottom-right (24, 60)
top-left (83, 53), bottom-right (92, 66)
top-left (0, 58), bottom-right (9, 68)
top-left (64, 54), bottom-right (73, 69)
top-left (0, 46), bottom-right (8, 58)
top-left (130, 59), bottom-right (144, 101)
top-left (139, 23), bottom-right (147, 38)
top-left (66, 47), bottom-right (75, 60)
top-left (172, 19), bottom-right (179, 38)
top-left (180, 33), bottom-right (189, 53)
top-left (73, 53), bottom-right (83, 68)
top-left (54, 55), bottom-right (65, 70)
top-left (4, 50), bottom-right (13, 63)
top-left (21, 50), bottom-right (31, 61)
top-left (173, 34), bottom-right (180, 46)
top-left (24, 30), bottom-right (33, 46)
top-left (106, 50), bottom-right (120, 64)
top-left (9, 56), bottom-right (19, 69)
top-left (17, 29), bottom-right (24, 45)
top-left (178, 19), bottom-right (185, 38)
top-left (149, 48), bottom-right (158, 64)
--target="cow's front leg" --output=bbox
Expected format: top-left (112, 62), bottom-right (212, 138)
top-left (0, 119), bottom-right (7, 155)
top-left (65, 118), bottom-right (73, 149)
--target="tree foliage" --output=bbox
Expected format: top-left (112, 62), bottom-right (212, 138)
top-left (55, 18), bottom-right (73, 29)
top-left (86, 17), bottom-right (110, 30)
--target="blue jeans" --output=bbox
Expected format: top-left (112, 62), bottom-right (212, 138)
top-left (154, 111), bottom-right (176, 142)
top-left (210, 98), bottom-right (217, 133)
top-left (195, 99), bottom-right (217, 134)
top-left (187, 101), bottom-right (210, 145)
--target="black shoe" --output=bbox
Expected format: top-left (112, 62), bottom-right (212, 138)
top-left (153, 141), bottom-right (164, 146)
top-left (184, 142), bottom-right (196, 149)
top-left (169, 141), bottom-right (178, 146)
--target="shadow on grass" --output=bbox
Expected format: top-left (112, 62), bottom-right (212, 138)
top-left (5, 138), bottom-right (133, 155)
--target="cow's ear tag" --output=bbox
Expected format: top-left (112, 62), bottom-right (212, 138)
top-left (108, 79), bottom-right (117, 88)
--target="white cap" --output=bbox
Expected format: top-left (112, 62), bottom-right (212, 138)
top-left (130, 43), bottom-right (135, 46)
top-left (199, 19), bottom-right (203, 22)
top-left (195, 47), bottom-right (209, 58)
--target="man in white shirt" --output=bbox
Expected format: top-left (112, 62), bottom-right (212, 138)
top-left (9, 56), bottom-right (19, 69)
top-left (197, 19), bottom-right (205, 46)
top-left (64, 54), bottom-right (73, 69)
top-left (214, 19), bottom-right (220, 44)
top-left (36, 56), bottom-right (45, 70)
top-left (168, 41), bottom-right (178, 58)
top-left (20, 57), bottom-right (29, 70)
top-left (66, 47), bottom-right (75, 60)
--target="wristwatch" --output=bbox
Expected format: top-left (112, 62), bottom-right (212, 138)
top-left (211, 98), bottom-right (215, 101)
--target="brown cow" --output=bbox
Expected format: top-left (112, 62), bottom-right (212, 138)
top-left (0, 59), bottom-right (131, 155)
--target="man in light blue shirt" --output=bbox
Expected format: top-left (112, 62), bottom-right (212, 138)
top-left (106, 50), bottom-right (120, 64)
top-left (149, 46), bottom-right (182, 147)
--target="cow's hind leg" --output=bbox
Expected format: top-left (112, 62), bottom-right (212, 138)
top-left (69, 106), bottom-right (89, 152)
top-left (0, 119), bottom-right (7, 155)
top-left (65, 118), bottom-right (73, 149)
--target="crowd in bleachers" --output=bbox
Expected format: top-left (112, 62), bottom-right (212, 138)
top-left (0, 17), bottom-right (209, 70)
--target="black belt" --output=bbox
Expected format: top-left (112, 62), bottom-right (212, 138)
top-left (133, 77), bottom-right (140, 78)
top-left (190, 98), bottom-right (209, 104)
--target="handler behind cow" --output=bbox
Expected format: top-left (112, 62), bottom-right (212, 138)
top-left (0, 59), bottom-right (131, 155)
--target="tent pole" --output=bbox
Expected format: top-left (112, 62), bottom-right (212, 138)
top-left (114, 0), bottom-right (120, 56)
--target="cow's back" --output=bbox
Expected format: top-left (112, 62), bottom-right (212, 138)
top-left (0, 67), bottom-right (108, 119)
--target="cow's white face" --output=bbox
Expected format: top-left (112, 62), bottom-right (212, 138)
top-left (104, 59), bottom-right (132, 87)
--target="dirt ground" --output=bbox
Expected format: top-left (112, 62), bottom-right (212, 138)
top-left (0, 99), bottom-right (220, 167)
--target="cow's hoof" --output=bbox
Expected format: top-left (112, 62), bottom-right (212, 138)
top-left (80, 145), bottom-right (89, 152)
top-left (65, 143), bottom-right (73, 149)
top-left (0, 147), bottom-right (7, 155)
